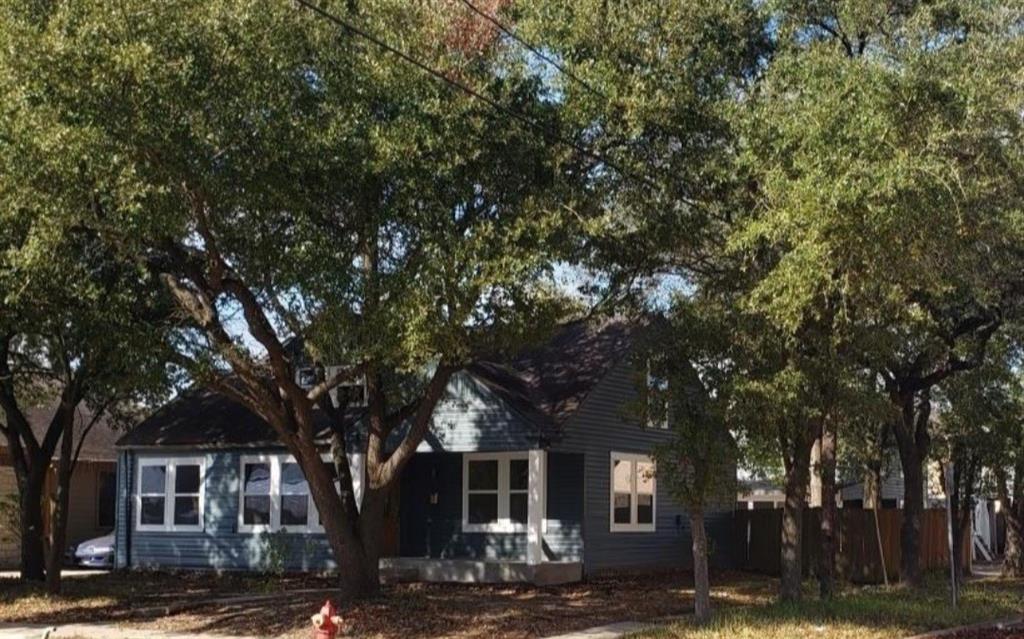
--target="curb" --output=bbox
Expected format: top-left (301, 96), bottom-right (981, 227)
top-left (43, 625), bottom-right (261, 639)
top-left (903, 616), bottom-right (1024, 639)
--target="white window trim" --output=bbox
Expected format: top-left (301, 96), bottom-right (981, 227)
top-left (238, 453), bottom-right (364, 534)
top-left (135, 457), bottom-right (206, 533)
top-left (326, 365), bottom-right (369, 408)
top-left (462, 452), bottom-right (529, 534)
top-left (609, 452), bottom-right (656, 533)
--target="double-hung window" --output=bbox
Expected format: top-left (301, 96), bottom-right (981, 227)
top-left (240, 454), bottom-right (317, 533)
top-left (135, 457), bottom-right (205, 532)
top-left (610, 452), bottom-right (656, 532)
top-left (239, 454), bottom-right (362, 533)
top-left (241, 458), bottom-right (273, 529)
top-left (462, 453), bottom-right (529, 533)
top-left (280, 461), bottom-right (311, 526)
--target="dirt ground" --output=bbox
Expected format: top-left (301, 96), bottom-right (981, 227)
top-left (0, 569), bottom-right (774, 638)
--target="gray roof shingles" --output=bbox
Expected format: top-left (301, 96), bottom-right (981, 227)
top-left (118, 318), bottom-right (637, 449)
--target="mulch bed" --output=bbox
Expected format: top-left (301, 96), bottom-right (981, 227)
top-left (129, 572), bottom-right (742, 638)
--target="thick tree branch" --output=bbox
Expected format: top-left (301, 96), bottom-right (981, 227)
top-left (377, 364), bottom-right (457, 486)
top-left (307, 363), bottom-right (365, 404)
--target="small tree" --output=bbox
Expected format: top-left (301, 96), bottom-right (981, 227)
top-left (0, 233), bottom-right (171, 590)
top-left (642, 310), bottom-right (736, 625)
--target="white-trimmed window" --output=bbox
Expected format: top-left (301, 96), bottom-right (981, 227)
top-left (610, 452), bottom-right (656, 532)
top-left (462, 452), bottom-right (529, 533)
top-left (135, 457), bottom-right (205, 532)
top-left (239, 453), bottom-right (362, 533)
top-left (326, 366), bottom-right (368, 408)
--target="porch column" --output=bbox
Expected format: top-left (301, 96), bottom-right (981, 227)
top-left (527, 449), bottom-right (547, 565)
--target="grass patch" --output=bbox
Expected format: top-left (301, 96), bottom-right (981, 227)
top-left (637, 575), bottom-right (1024, 639)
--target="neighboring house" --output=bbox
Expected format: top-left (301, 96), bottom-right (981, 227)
top-left (737, 447), bottom-right (940, 510)
top-left (113, 319), bottom-right (739, 583)
top-left (0, 408), bottom-right (119, 567)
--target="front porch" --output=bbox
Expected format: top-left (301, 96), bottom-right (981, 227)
top-left (379, 557), bottom-right (583, 585)
top-left (393, 449), bottom-right (585, 584)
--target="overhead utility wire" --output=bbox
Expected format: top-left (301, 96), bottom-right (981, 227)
top-left (457, 0), bottom-right (607, 100)
top-left (290, 0), bottom-right (661, 192)
top-left (457, 0), bottom-right (702, 213)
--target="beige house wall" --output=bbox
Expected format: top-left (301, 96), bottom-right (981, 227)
top-left (0, 459), bottom-right (116, 569)
top-left (0, 465), bottom-right (18, 567)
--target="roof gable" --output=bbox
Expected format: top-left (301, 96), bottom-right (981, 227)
top-left (119, 318), bottom-right (639, 449)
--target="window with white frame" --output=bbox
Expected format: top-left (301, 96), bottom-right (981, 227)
top-left (135, 457), bottom-right (205, 532)
top-left (326, 365), bottom-right (368, 408)
top-left (462, 453), bottom-right (529, 533)
top-left (610, 452), bottom-right (656, 532)
top-left (239, 453), bottom-right (363, 533)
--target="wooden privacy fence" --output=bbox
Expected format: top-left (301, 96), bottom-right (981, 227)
top-left (733, 508), bottom-right (970, 584)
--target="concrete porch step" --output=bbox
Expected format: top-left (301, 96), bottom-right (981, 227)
top-left (379, 557), bottom-right (582, 585)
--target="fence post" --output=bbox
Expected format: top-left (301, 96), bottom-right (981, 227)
top-left (873, 506), bottom-right (888, 586)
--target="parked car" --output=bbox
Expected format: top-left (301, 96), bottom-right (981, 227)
top-left (68, 533), bottom-right (114, 568)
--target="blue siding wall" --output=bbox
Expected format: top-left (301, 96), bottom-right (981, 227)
top-left (121, 448), bottom-right (585, 571)
top-left (552, 359), bottom-right (737, 574)
top-left (122, 450), bottom-right (335, 572)
top-left (414, 372), bottom-right (540, 453)
top-left (544, 453), bottom-right (584, 562)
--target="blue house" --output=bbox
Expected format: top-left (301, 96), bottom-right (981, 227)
top-left (113, 319), bottom-right (737, 584)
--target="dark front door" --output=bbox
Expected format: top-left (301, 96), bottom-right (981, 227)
top-left (399, 453), bottom-right (458, 557)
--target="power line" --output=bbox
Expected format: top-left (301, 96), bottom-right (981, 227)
top-left (290, 0), bottom-right (661, 192)
top-left (457, 0), bottom-right (607, 100)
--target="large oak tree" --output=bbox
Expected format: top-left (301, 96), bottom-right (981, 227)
top-left (0, 0), bottom-right (587, 597)
top-left (736, 0), bottom-right (1024, 587)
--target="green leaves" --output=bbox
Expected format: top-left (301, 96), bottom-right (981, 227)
top-left (0, 0), bottom-right (590, 401)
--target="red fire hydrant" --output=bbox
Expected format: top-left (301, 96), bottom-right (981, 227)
top-left (310, 599), bottom-right (345, 639)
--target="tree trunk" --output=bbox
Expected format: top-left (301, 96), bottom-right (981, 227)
top-left (46, 420), bottom-right (75, 594)
top-left (1005, 500), bottom-right (1023, 577)
top-left (780, 428), bottom-right (815, 602)
top-left (18, 475), bottom-right (46, 582)
top-left (690, 510), bottom-right (711, 625)
top-left (948, 455), bottom-right (976, 586)
top-left (996, 467), bottom-right (1023, 577)
top-left (897, 445), bottom-right (924, 588)
top-left (892, 391), bottom-right (930, 589)
top-left (817, 421), bottom-right (837, 599)
top-left (299, 438), bottom-right (379, 600)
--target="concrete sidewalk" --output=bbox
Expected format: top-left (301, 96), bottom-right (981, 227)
top-left (541, 621), bottom-right (653, 639)
top-left (0, 624), bottom-right (260, 639)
